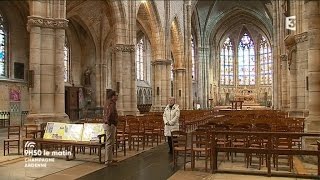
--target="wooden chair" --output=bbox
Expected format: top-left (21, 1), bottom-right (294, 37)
top-left (0, 111), bottom-right (10, 128)
top-left (115, 120), bottom-right (128, 156)
top-left (246, 134), bottom-right (265, 170)
top-left (128, 120), bottom-right (145, 151)
top-left (191, 130), bottom-right (212, 172)
top-left (171, 130), bottom-right (190, 170)
top-left (4, 126), bottom-right (21, 155)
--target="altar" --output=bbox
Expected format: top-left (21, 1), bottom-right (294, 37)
top-left (234, 89), bottom-right (259, 106)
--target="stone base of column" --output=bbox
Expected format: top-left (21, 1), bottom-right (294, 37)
top-left (117, 108), bottom-right (139, 116)
top-left (288, 109), bottom-right (309, 118)
top-left (302, 115), bottom-right (320, 163)
top-left (26, 113), bottom-right (70, 125)
top-left (151, 105), bottom-right (166, 112)
top-left (301, 136), bottom-right (319, 164)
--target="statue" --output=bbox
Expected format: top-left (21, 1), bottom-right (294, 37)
top-left (84, 67), bottom-right (91, 86)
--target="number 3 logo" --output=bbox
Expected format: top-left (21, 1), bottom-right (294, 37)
top-left (286, 16), bottom-right (296, 31)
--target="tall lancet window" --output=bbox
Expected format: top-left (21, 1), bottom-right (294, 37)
top-left (136, 38), bottom-right (144, 80)
top-left (260, 36), bottom-right (272, 85)
top-left (191, 35), bottom-right (195, 80)
top-left (64, 37), bottom-right (70, 82)
top-left (220, 37), bottom-right (234, 85)
top-left (0, 12), bottom-right (7, 77)
top-left (238, 33), bottom-right (255, 85)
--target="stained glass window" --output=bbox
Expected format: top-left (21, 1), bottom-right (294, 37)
top-left (0, 12), bottom-right (7, 77)
top-left (220, 37), bottom-right (234, 85)
top-left (136, 38), bottom-right (144, 80)
top-left (63, 38), bottom-right (70, 82)
top-left (238, 33), bottom-right (255, 85)
top-left (191, 35), bottom-right (195, 80)
top-left (260, 36), bottom-right (272, 85)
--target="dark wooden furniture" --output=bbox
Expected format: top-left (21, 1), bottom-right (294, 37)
top-left (0, 111), bottom-right (10, 128)
top-left (65, 87), bottom-right (80, 121)
top-left (22, 134), bottom-right (105, 163)
top-left (211, 131), bottom-right (320, 179)
top-left (3, 126), bottom-right (21, 155)
top-left (20, 111), bottom-right (29, 126)
top-left (230, 100), bottom-right (244, 110)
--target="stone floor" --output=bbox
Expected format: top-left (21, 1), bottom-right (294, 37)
top-left (0, 127), bottom-right (319, 180)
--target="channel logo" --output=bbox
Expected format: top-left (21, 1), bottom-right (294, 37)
top-left (25, 141), bottom-right (36, 148)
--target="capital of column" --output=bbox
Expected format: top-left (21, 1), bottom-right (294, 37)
top-left (284, 34), bottom-right (296, 49)
top-left (113, 44), bottom-right (135, 52)
top-left (151, 59), bottom-right (171, 65)
top-left (294, 32), bottom-right (308, 44)
top-left (27, 16), bottom-right (68, 31)
top-left (280, 54), bottom-right (288, 61)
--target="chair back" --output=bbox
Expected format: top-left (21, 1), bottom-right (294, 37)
top-left (8, 126), bottom-right (20, 139)
top-left (171, 130), bottom-right (188, 150)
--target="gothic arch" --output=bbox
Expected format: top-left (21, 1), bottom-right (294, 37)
top-left (170, 16), bottom-right (184, 68)
top-left (136, 1), bottom-right (164, 60)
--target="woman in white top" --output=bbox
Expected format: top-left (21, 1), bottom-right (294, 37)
top-left (163, 97), bottom-right (180, 154)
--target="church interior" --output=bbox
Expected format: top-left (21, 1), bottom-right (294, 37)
top-left (0, 0), bottom-right (320, 179)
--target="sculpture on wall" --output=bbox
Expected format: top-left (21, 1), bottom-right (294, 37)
top-left (84, 67), bottom-right (92, 86)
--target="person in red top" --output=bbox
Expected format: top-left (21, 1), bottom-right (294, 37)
top-left (103, 90), bottom-right (118, 166)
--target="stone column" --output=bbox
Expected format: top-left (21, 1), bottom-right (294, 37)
top-left (174, 68), bottom-right (186, 109)
top-left (28, 24), bottom-right (41, 115)
top-left (198, 46), bottom-right (209, 108)
top-left (26, 16), bottom-right (69, 124)
top-left (113, 44), bottom-right (138, 115)
top-left (184, 3), bottom-right (193, 110)
top-left (280, 55), bottom-right (290, 111)
top-left (152, 60), bottom-right (171, 111)
top-left (305, 1), bottom-right (320, 137)
top-left (284, 35), bottom-right (298, 113)
top-left (294, 32), bottom-right (309, 116)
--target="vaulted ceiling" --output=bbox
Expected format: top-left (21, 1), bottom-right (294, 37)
top-left (193, 0), bottom-right (273, 40)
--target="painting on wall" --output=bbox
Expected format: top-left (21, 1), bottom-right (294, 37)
top-left (9, 85), bottom-right (21, 102)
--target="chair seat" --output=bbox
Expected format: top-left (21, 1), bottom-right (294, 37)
top-left (192, 147), bottom-right (211, 151)
top-left (4, 138), bottom-right (20, 142)
top-left (174, 147), bottom-right (190, 151)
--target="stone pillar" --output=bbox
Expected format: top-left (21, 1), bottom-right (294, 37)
top-left (305, 1), bottom-right (320, 137)
top-left (284, 35), bottom-right (298, 114)
top-left (294, 32), bottom-right (309, 116)
top-left (198, 46), bottom-right (209, 108)
top-left (152, 60), bottom-right (171, 111)
top-left (174, 68), bottom-right (186, 109)
top-left (184, 3), bottom-right (193, 110)
top-left (113, 44), bottom-right (138, 115)
top-left (26, 16), bottom-right (69, 124)
top-left (280, 55), bottom-right (290, 111)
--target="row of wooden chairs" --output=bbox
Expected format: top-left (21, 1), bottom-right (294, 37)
top-left (3, 124), bottom-right (45, 156)
top-left (171, 129), bottom-right (295, 172)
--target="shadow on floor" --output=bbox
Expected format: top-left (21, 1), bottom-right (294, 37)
top-left (78, 144), bottom-right (178, 180)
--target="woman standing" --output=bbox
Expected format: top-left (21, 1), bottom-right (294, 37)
top-left (163, 97), bottom-right (180, 154)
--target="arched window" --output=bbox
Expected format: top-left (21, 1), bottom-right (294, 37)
top-left (260, 36), bottom-right (272, 85)
top-left (238, 33), bottom-right (255, 85)
top-left (220, 37), bottom-right (234, 85)
top-left (191, 35), bottom-right (195, 80)
top-left (64, 37), bottom-right (70, 82)
top-left (0, 12), bottom-right (7, 77)
top-left (136, 38), bottom-right (144, 80)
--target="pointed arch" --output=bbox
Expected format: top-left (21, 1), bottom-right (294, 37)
top-left (238, 30), bottom-right (255, 86)
top-left (136, 1), bottom-right (164, 60)
top-left (220, 37), bottom-right (234, 85)
top-left (170, 16), bottom-right (184, 68)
